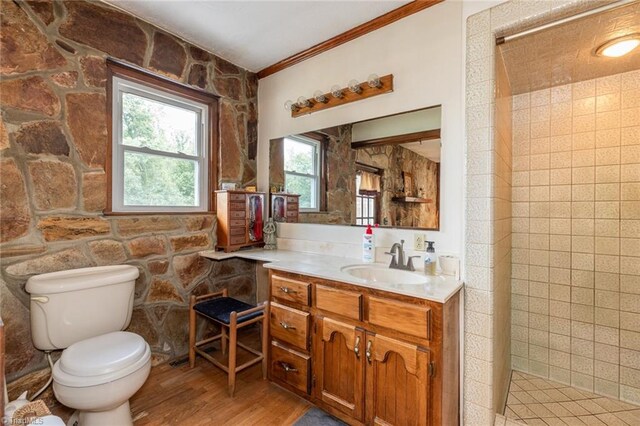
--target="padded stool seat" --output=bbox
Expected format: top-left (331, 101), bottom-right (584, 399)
top-left (189, 289), bottom-right (269, 397)
top-left (194, 297), bottom-right (263, 325)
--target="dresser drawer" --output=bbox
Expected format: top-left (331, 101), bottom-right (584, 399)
top-left (230, 235), bottom-right (246, 245)
top-left (230, 219), bottom-right (245, 227)
top-left (230, 202), bottom-right (246, 211)
top-left (271, 275), bottom-right (310, 306)
top-left (368, 296), bottom-right (431, 340)
top-left (229, 210), bottom-right (246, 219)
top-left (270, 302), bottom-right (310, 351)
top-left (315, 285), bottom-right (362, 321)
top-left (287, 202), bottom-right (299, 211)
top-left (270, 341), bottom-right (310, 394)
top-left (229, 227), bottom-right (245, 236)
top-left (229, 193), bottom-right (245, 202)
top-left (286, 210), bottom-right (298, 218)
top-left (287, 196), bottom-right (299, 203)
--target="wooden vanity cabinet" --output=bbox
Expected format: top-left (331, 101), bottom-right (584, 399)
top-left (215, 190), bottom-right (265, 252)
top-left (267, 271), bottom-right (460, 426)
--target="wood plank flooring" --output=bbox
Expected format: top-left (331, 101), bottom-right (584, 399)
top-left (131, 359), bottom-right (310, 425)
top-left (47, 328), bottom-right (311, 425)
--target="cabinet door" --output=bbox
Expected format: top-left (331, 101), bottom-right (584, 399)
top-left (314, 316), bottom-right (365, 421)
top-left (365, 333), bottom-right (430, 426)
top-left (247, 193), bottom-right (264, 242)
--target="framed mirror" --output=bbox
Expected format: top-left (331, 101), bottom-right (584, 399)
top-left (269, 106), bottom-right (441, 230)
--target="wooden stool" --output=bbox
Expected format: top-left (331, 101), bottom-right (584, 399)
top-left (188, 289), bottom-right (269, 396)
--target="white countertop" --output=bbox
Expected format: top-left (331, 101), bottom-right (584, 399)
top-left (199, 249), bottom-right (463, 303)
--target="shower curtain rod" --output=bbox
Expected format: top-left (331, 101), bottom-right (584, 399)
top-left (496, 0), bottom-right (637, 45)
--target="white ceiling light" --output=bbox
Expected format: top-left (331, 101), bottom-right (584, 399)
top-left (596, 34), bottom-right (640, 58)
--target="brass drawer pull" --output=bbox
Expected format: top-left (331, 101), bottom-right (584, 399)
top-left (280, 321), bottom-right (296, 331)
top-left (279, 362), bottom-right (298, 373)
top-left (354, 336), bottom-right (361, 359)
top-left (279, 286), bottom-right (297, 294)
top-left (366, 340), bottom-right (373, 364)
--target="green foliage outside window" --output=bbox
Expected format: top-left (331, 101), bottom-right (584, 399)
top-left (122, 94), bottom-right (199, 207)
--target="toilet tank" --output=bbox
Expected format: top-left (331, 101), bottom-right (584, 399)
top-left (26, 265), bottom-right (139, 351)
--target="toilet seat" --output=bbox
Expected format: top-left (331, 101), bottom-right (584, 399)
top-left (53, 331), bottom-right (151, 388)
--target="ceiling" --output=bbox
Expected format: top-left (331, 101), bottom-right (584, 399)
top-left (403, 139), bottom-right (441, 163)
top-left (102, 0), bottom-right (411, 73)
top-left (499, 1), bottom-right (640, 95)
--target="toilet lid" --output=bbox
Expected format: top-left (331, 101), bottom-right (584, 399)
top-left (59, 331), bottom-right (147, 377)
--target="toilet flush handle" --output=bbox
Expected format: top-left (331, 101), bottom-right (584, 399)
top-left (31, 296), bottom-right (49, 303)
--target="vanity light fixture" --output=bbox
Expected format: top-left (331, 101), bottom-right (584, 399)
top-left (596, 33), bottom-right (640, 58)
top-left (286, 74), bottom-right (394, 118)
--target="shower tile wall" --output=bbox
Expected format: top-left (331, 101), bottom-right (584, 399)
top-left (510, 70), bottom-right (640, 405)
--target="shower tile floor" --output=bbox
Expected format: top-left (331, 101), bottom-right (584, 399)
top-left (500, 371), bottom-right (640, 425)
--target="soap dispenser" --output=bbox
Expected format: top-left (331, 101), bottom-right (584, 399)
top-left (424, 241), bottom-right (436, 275)
top-left (362, 224), bottom-right (376, 263)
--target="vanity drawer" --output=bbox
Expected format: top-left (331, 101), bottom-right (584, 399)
top-left (270, 302), bottom-right (310, 351)
top-left (315, 285), bottom-right (362, 321)
top-left (229, 193), bottom-right (245, 202)
top-left (271, 275), bottom-right (310, 306)
top-left (270, 341), bottom-right (310, 394)
top-left (230, 219), bottom-right (245, 227)
top-left (368, 296), bottom-right (431, 340)
top-left (286, 210), bottom-right (298, 218)
top-left (287, 196), bottom-right (299, 203)
top-left (229, 202), bottom-right (246, 211)
top-left (287, 203), bottom-right (298, 211)
top-left (229, 210), bottom-right (246, 219)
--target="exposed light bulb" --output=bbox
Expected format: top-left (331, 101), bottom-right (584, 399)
top-left (367, 73), bottom-right (381, 88)
top-left (348, 79), bottom-right (362, 94)
top-left (296, 96), bottom-right (310, 108)
top-left (284, 100), bottom-right (298, 112)
top-left (330, 85), bottom-right (343, 99)
top-left (313, 90), bottom-right (328, 103)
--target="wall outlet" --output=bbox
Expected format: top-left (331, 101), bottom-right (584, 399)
top-left (413, 233), bottom-right (425, 251)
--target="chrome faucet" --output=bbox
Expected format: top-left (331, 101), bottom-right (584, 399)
top-left (385, 240), bottom-right (420, 271)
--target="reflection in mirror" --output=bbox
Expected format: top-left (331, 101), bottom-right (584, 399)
top-left (269, 106), bottom-right (441, 230)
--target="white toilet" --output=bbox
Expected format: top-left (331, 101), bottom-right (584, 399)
top-left (26, 265), bottom-right (151, 426)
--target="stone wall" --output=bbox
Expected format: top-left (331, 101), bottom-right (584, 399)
top-left (357, 145), bottom-right (439, 229)
top-left (0, 0), bottom-right (257, 381)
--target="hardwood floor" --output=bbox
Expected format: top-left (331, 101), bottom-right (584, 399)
top-left (131, 359), bottom-right (310, 425)
top-left (48, 328), bottom-right (311, 425)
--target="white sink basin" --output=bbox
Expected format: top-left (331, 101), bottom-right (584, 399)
top-left (341, 264), bottom-right (428, 285)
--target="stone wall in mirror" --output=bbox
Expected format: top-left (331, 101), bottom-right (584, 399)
top-left (269, 106), bottom-right (441, 230)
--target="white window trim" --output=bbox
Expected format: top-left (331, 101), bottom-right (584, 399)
top-left (111, 76), bottom-right (209, 213)
top-left (284, 135), bottom-right (321, 212)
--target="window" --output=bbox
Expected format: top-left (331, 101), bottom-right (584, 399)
top-left (283, 135), bottom-right (321, 211)
top-left (355, 173), bottom-right (378, 226)
top-left (108, 60), bottom-right (218, 213)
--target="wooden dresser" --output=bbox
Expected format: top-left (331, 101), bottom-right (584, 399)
top-left (267, 270), bottom-right (460, 426)
top-left (215, 190), bottom-right (265, 252)
top-left (271, 193), bottom-right (300, 223)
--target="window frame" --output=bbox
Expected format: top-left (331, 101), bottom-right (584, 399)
top-left (106, 59), bottom-right (219, 214)
top-left (283, 135), bottom-right (322, 212)
top-left (355, 170), bottom-right (380, 226)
